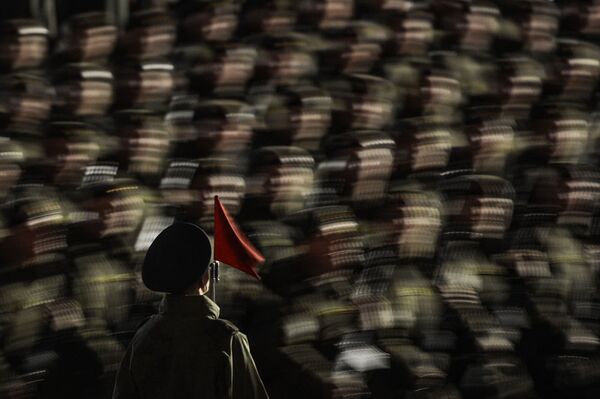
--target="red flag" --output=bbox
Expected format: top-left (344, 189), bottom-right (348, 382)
top-left (214, 196), bottom-right (264, 279)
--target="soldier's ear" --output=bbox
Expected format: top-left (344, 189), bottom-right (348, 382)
top-left (199, 269), bottom-right (211, 295)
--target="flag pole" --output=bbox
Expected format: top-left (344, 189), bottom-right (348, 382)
top-left (210, 261), bottom-right (219, 302)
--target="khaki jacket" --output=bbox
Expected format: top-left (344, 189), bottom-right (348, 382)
top-left (112, 294), bottom-right (269, 399)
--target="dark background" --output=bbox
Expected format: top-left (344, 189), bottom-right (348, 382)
top-left (1, 1), bottom-right (600, 398)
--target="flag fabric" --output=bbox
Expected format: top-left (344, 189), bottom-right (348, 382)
top-left (213, 195), bottom-right (264, 279)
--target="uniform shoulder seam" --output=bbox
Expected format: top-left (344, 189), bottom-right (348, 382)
top-left (214, 318), bottom-right (240, 335)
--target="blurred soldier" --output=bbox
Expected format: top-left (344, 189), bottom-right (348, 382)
top-left (112, 222), bottom-right (269, 399)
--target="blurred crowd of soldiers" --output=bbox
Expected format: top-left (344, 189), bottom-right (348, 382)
top-left (1, 0), bottom-right (600, 398)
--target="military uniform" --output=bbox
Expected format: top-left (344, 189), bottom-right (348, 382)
top-left (113, 222), bottom-right (269, 399)
top-left (113, 294), bottom-right (268, 399)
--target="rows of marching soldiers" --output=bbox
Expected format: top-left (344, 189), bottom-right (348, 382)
top-left (1, 0), bottom-right (600, 398)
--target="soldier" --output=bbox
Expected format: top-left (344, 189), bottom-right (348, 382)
top-left (112, 222), bottom-right (269, 399)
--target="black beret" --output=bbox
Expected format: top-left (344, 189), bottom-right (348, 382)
top-left (142, 222), bottom-right (212, 293)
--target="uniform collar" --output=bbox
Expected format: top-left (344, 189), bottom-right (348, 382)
top-left (159, 294), bottom-right (220, 319)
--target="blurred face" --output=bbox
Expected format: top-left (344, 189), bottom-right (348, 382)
top-left (394, 201), bottom-right (442, 258)
top-left (11, 198), bottom-right (68, 263)
top-left (262, 12), bottom-right (295, 33)
top-left (341, 43), bottom-right (381, 74)
top-left (351, 96), bottom-right (393, 130)
top-left (114, 66), bottom-right (174, 108)
top-left (53, 140), bottom-right (101, 186)
top-left (72, 29), bottom-right (117, 60)
top-left (458, 9), bottom-right (499, 51)
top-left (468, 197), bottom-right (513, 239)
top-left (87, 190), bottom-right (145, 239)
top-left (319, 0), bottom-right (354, 28)
top-left (2, 35), bottom-right (47, 69)
top-left (10, 93), bottom-right (51, 124)
top-left (547, 118), bottom-right (588, 163)
top-left (123, 125), bottom-right (169, 177)
top-left (0, 163), bottom-right (20, 199)
top-left (523, 12), bottom-right (558, 54)
top-left (183, 12), bottom-right (238, 42)
top-left (128, 25), bottom-right (176, 58)
top-left (410, 128), bottom-right (452, 171)
top-left (290, 100), bottom-right (332, 148)
top-left (345, 147), bottom-right (393, 203)
top-left (194, 117), bottom-right (253, 154)
top-left (271, 51), bottom-right (315, 82)
top-left (584, 5), bottom-right (600, 35)
top-left (56, 78), bottom-right (113, 116)
top-left (266, 165), bottom-right (314, 216)
top-left (215, 50), bottom-right (256, 87)
top-left (557, 177), bottom-right (600, 231)
top-left (422, 74), bottom-right (462, 109)
top-left (306, 213), bottom-right (363, 275)
top-left (192, 172), bottom-right (246, 221)
top-left (559, 55), bottom-right (600, 100)
top-left (396, 17), bottom-right (433, 55)
top-left (503, 73), bottom-right (542, 107)
top-left (470, 122), bottom-right (514, 173)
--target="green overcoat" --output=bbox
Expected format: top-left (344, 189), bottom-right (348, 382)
top-left (113, 294), bottom-right (269, 399)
